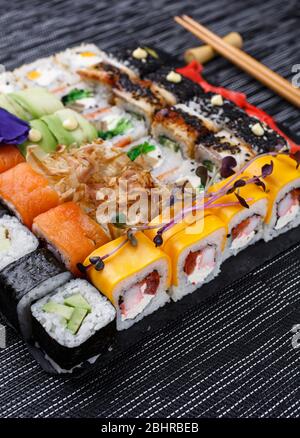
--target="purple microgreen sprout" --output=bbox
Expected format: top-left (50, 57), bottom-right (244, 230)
top-left (220, 156), bottom-right (237, 179)
top-left (196, 165), bottom-right (208, 187)
top-left (235, 192), bottom-right (250, 209)
top-left (261, 161), bottom-right (274, 178)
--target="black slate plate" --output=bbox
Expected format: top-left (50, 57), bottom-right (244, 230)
top-left (29, 219), bottom-right (300, 376)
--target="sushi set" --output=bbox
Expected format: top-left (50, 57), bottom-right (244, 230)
top-left (0, 42), bottom-right (300, 374)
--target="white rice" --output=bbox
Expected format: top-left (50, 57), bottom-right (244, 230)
top-left (111, 260), bottom-right (170, 331)
top-left (0, 71), bottom-right (20, 93)
top-left (13, 56), bottom-right (78, 93)
top-left (170, 228), bottom-right (225, 302)
top-left (0, 215), bottom-right (38, 271)
top-left (222, 198), bottom-right (267, 260)
top-left (55, 44), bottom-right (106, 71)
top-left (264, 179), bottom-right (300, 241)
top-left (31, 279), bottom-right (116, 347)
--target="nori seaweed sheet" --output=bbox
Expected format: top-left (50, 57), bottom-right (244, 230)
top-left (0, 203), bottom-right (11, 218)
top-left (0, 247), bottom-right (70, 331)
top-left (32, 317), bottom-right (116, 370)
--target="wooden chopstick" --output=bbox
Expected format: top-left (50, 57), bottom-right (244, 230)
top-left (175, 15), bottom-right (300, 108)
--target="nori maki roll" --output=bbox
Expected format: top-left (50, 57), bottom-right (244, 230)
top-left (31, 279), bottom-right (116, 370)
top-left (0, 247), bottom-right (71, 338)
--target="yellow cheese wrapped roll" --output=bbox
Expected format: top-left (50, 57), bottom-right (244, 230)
top-left (84, 232), bottom-right (171, 330)
top-left (244, 154), bottom-right (300, 241)
top-left (163, 214), bottom-right (226, 301)
top-left (207, 174), bottom-right (268, 260)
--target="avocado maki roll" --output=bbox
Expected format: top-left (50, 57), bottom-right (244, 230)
top-left (0, 247), bottom-right (71, 338)
top-left (31, 279), bottom-right (116, 370)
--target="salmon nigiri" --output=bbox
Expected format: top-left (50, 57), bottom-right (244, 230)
top-left (0, 162), bottom-right (59, 228)
top-left (0, 145), bottom-right (25, 174)
top-left (33, 202), bottom-right (110, 276)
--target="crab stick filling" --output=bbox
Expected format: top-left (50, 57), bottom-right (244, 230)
top-left (230, 214), bottom-right (262, 251)
top-left (184, 245), bottom-right (216, 286)
top-left (275, 189), bottom-right (300, 230)
top-left (119, 270), bottom-right (160, 321)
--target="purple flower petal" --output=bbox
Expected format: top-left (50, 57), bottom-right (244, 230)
top-left (0, 108), bottom-right (30, 146)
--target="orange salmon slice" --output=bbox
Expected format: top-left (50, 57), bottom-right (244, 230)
top-left (33, 202), bottom-right (110, 276)
top-left (0, 163), bottom-right (59, 228)
top-left (0, 145), bottom-right (25, 174)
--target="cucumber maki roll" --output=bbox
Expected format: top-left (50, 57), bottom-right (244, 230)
top-left (0, 247), bottom-right (71, 338)
top-left (31, 279), bottom-right (116, 370)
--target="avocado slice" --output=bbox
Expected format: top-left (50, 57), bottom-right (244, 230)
top-left (41, 114), bottom-right (75, 146)
top-left (55, 109), bottom-right (97, 145)
top-left (64, 294), bottom-right (92, 312)
top-left (67, 307), bottom-right (88, 334)
top-left (42, 301), bottom-right (74, 320)
top-left (20, 119), bottom-right (58, 156)
top-left (0, 94), bottom-right (32, 121)
top-left (10, 87), bottom-right (64, 119)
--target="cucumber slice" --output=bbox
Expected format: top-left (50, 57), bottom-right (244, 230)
top-left (10, 87), bottom-right (63, 119)
top-left (20, 119), bottom-right (58, 156)
top-left (0, 94), bottom-right (32, 121)
top-left (42, 302), bottom-right (74, 320)
top-left (67, 307), bottom-right (88, 334)
top-left (55, 108), bottom-right (97, 145)
top-left (64, 294), bottom-right (92, 312)
top-left (41, 114), bottom-right (75, 146)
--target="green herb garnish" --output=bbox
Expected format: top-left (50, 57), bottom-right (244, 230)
top-left (98, 118), bottom-right (133, 140)
top-left (62, 88), bottom-right (94, 105)
top-left (143, 47), bottom-right (159, 59)
top-left (127, 141), bottom-right (156, 161)
top-left (202, 159), bottom-right (215, 173)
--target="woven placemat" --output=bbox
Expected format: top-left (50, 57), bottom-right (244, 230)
top-left (0, 0), bottom-right (300, 418)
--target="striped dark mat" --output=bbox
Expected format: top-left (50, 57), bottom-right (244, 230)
top-left (0, 0), bottom-right (300, 418)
